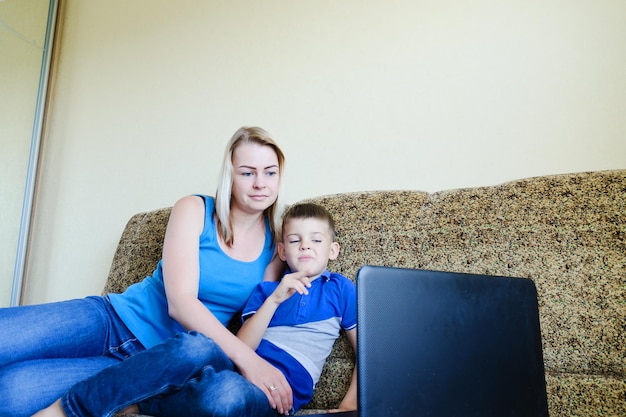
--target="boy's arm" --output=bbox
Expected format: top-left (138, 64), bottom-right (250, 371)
top-left (238, 271), bottom-right (312, 350)
top-left (334, 328), bottom-right (358, 412)
top-left (238, 291), bottom-right (280, 350)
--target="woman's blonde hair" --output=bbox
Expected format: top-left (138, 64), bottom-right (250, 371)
top-left (215, 126), bottom-right (285, 246)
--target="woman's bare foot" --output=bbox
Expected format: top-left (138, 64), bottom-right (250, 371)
top-left (32, 399), bottom-right (66, 417)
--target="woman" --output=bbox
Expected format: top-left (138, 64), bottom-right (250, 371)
top-left (0, 126), bottom-right (292, 416)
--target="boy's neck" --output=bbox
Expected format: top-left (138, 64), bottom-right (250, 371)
top-left (289, 268), bottom-right (328, 282)
top-left (305, 269), bottom-right (328, 282)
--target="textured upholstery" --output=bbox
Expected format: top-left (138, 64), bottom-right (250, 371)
top-left (107, 170), bottom-right (625, 417)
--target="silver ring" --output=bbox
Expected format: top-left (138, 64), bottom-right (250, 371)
top-left (269, 385), bottom-right (278, 392)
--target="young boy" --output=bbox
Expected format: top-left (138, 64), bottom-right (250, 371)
top-left (238, 203), bottom-right (358, 414)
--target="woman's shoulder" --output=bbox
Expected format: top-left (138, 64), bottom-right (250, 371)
top-left (168, 195), bottom-right (214, 230)
top-left (173, 194), bottom-right (213, 210)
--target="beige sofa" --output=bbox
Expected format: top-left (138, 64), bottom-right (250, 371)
top-left (105, 170), bottom-right (625, 417)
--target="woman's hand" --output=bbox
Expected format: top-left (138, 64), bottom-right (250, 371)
top-left (238, 353), bottom-right (293, 415)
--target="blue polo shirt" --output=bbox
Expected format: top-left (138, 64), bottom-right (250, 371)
top-left (241, 269), bottom-right (357, 412)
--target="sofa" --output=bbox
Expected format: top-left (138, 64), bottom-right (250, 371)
top-left (105, 169), bottom-right (625, 417)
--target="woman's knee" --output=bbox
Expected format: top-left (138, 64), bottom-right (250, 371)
top-left (171, 331), bottom-right (212, 353)
top-left (191, 370), bottom-right (273, 417)
top-left (167, 332), bottom-right (232, 372)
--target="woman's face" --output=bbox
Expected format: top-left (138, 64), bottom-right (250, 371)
top-left (230, 142), bottom-right (280, 214)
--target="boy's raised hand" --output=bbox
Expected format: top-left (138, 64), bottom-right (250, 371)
top-left (271, 271), bottom-right (312, 304)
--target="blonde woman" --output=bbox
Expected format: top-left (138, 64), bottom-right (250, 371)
top-left (2, 127), bottom-right (292, 416)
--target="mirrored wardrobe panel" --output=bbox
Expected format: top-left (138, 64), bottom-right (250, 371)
top-left (1, 0), bottom-right (57, 306)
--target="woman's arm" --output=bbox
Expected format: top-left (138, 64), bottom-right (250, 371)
top-left (161, 195), bottom-right (292, 414)
top-left (161, 195), bottom-right (224, 338)
top-left (263, 252), bottom-right (286, 282)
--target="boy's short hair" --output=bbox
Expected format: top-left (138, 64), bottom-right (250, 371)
top-left (281, 203), bottom-right (336, 241)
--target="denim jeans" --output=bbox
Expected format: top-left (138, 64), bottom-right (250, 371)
top-left (0, 296), bottom-right (144, 417)
top-left (61, 331), bottom-right (276, 417)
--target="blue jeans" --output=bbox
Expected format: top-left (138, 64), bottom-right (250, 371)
top-left (0, 296), bottom-right (144, 417)
top-left (61, 332), bottom-right (276, 417)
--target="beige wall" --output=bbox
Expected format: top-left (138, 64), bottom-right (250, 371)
top-left (22, 0), bottom-right (625, 304)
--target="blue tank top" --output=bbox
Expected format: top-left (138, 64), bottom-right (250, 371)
top-left (109, 195), bottom-right (275, 349)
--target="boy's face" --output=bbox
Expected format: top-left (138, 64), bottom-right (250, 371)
top-left (278, 217), bottom-right (340, 278)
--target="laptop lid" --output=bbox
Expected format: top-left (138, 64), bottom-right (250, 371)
top-left (356, 265), bottom-right (549, 417)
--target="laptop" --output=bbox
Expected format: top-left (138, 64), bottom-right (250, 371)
top-left (307, 266), bottom-right (549, 417)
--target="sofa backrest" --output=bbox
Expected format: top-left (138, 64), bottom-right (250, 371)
top-left (104, 207), bottom-right (171, 295)
top-left (302, 170), bottom-right (625, 413)
top-left (104, 170), bottom-right (625, 415)
top-left (404, 171), bottom-right (625, 379)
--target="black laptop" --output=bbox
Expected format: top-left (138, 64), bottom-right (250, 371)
top-left (353, 265), bottom-right (549, 417)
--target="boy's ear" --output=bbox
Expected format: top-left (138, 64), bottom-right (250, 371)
top-left (277, 242), bottom-right (287, 261)
top-left (329, 241), bottom-right (340, 261)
